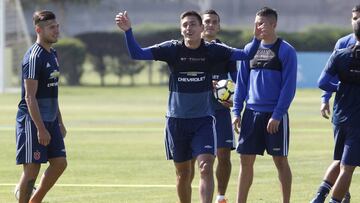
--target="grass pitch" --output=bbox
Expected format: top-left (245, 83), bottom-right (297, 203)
top-left (0, 86), bottom-right (359, 203)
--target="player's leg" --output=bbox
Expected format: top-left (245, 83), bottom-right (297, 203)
top-left (174, 160), bottom-right (193, 203)
top-left (311, 124), bottom-right (346, 203)
top-left (30, 120), bottom-right (67, 203)
top-left (272, 156), bottom-right (292, 203)
top-left (18, 164), bottom-right (41, 203)
top-left (266, 113), bottom-right (291, 203)
top-left (190, 158), bottom-right (196, 182)
top-left (191, 116), bottom-right (217, 203)
top-left (236, 109), bottom-right (265, 203)
top-left (15, 113), bottom-right (44, 203)
top-left (30, 157), bottom-right (67, 203)
top-left (165, 117), bottom-right (194, 203)
top-left (330, 164), bottom-right (355, 203)
top-left (214, 109), bottom-right (235, 202)
top-left (197, 154), bottom-right (215, 203)
top-left (216, 148), bottom-right (231, 201)
top-left (310, 161), bottom-right (340, 203)
top-left (330, 126), bottom-right (360, 203)
top-left (237, 154), bottom-right (256, 203)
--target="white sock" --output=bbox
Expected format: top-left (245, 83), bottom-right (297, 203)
top-left (216, 195), bottom-right (225, 201)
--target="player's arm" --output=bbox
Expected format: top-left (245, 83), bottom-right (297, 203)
top-left (268, 46), bottom-right (297, 134)
top-left (115, 11), bottom-right (154, 60)
top-left (320, 91), bottom-right (332, 119)
top-left (232, 60), bottom-right (250, 133)
top-left (319, 36), bottom-right (345, 119)
top-left (24, 79), bottom-right (51, 146)
top-left (320, 76), bottom-right (337, 119)
top-left (57, 107), bottom-right (67, 138)
top-left (318, 52), bottom-right (339, 92)
top-left (230, 37), bottom-right (260, 61)
top-left (229, 23), bottom-right (262, 61)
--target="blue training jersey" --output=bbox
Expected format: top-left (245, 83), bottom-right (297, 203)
top-left (321, 34), bottom-right (356, 103)
top-left (318, 46), bottom-right (360, 127)
top-left (210, 39), bottom-right (237, 111)
top-left (124, 28), bottom-right (259, 118)
top-left (233, 38), bottom-right (297, 121)
top-left (17, 43), bottom-right (60, 122)
top-left (150, 39), bottom-right (235, 118)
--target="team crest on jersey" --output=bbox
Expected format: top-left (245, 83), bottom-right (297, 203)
top-left (49, 70), bottom-right (60, 79)
top-left (34, 150), bottom-right (41, 160)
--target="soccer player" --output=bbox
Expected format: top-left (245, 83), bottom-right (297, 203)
top-left (115, 10), bottom-right (262, 203)
top-left (317, 18), bottom-right (360, 203)
top-left (232, 7), bottom-right (297, 203)
top-left (15, 10), bottom-right (67, 203)
top-left (201, 9), bottom-right (237, 203)
top-left (311, 5), bottom-right (360, 203)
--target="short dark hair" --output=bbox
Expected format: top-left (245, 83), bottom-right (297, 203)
top-left (33, 10), bottom-right (56, 26)
top-left (352, 5), bottom-right (360, 13)
top-left (256, 7), bottom-right (278, 22)
top-left (180, 10), bottom-right (202, 25)
top-left (203, 9), bottom-right (220, 22)
top-left (353, 19), bottom-right (360, 40)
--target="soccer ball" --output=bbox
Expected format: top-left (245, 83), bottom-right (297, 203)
top-left (213, 79), bottom-right (235, 102)
top-left (14, 184), bottom-right (36, 200)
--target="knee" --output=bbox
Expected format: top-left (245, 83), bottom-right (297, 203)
top-left (52, 159), bottom-right (67, 172)
top-left (273, 157), bottom-right (290, 170)
top-left (176, 168), bottom-right (192, 181)
top-left (240, 156), bottom-right (255, 170)
top-left (60, 159), bottom-right (68, 171)
top-left (198, 160), bottom-right (213, 177)
top-left (217, 151), bottom-right (231, 164)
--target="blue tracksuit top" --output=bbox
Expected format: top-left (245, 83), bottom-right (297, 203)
top-left (318, 45), bottom-right (360, 127)
top-left (233, 38), bottom-right (297, 121)
top-left (321, 34), bottom-right (357, 103)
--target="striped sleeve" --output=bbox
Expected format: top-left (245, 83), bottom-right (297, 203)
top-left (23, 45), bottom-right (43, 80)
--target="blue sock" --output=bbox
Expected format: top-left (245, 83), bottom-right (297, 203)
top-left (329, 197), bottom-right (341, 203)
top-left (317, 180), bottom-right (332, 197)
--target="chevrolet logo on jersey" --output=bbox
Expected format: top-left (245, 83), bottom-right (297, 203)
top-left (178, 72), bottom-right (206, 82)
top-left (49, 70), bottom-right (60, 79)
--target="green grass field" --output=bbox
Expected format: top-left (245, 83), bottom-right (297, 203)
top-left (0, 86), bottom-right (359, 203)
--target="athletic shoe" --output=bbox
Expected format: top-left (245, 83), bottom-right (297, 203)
top-left (310, 193), bottom-right (326, 203)
top-left (217, 199), bottom-right (228, 203)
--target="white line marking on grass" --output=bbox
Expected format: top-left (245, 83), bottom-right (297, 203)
top-left (0, 126), bottom-right (331, 133)
top-left (0, 183), bottom-right (199, 188)
top-left (0, 127), bottom-right (163, 132)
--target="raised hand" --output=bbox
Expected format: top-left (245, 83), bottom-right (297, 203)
top-left (115, 11), bottom-right (131, 31)
top-left (254, 22), bottom-right (264, 40)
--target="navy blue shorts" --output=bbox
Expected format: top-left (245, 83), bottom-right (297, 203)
top-left (333, 124), bottom-right (360, 166)
top-left (236, 109), bottom-right (289, 156)
top-left (214, 109), bottom-right (235, 150)
top-left (164, 116), bottom-right (216, 162)
top-left (16, 111), bottom-right (66, 164)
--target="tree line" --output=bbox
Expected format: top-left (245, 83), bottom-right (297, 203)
top-left (54, 24), bottom-right (351, 86)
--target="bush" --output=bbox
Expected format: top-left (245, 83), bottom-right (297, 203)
top-left (54, 38), bottom-right (86, 85)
